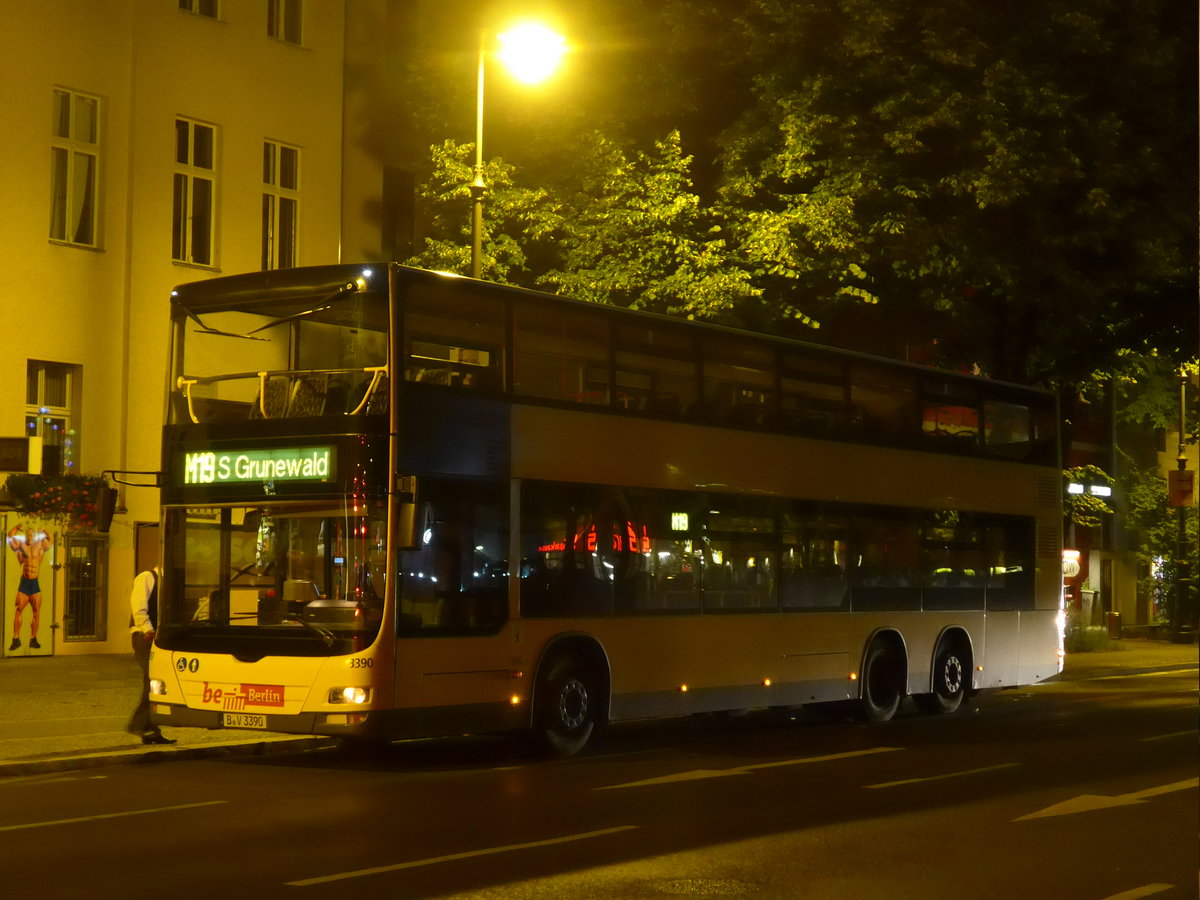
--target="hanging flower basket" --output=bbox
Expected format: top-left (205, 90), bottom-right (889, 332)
top-left (2, 472), bottom-right (108, 531)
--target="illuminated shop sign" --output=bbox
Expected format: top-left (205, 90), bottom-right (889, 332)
top-left (183, 447), bottom-right (335, 485)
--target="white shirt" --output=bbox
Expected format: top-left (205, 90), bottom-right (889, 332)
top-left (128, 568), bottom-right (161, 635)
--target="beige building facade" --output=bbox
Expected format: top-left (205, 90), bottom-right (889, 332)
top-left (0, 0), bottom-right (353, 655)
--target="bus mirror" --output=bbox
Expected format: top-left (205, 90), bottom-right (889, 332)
top-left (395, 475), bottom-right (418, 548)
top-left (396, 501), bottom-right (418, 549)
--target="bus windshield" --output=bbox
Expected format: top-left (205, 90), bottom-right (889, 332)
top-left (170, 267), bottom-right (389, 425)
top-left (159, 501), bottom-right (387, 656)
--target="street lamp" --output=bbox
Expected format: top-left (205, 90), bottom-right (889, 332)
top-left (471, 22), bottom-right (566, 279)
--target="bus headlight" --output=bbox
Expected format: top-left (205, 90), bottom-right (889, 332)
top-left (328, 686), bottom-right (370, 705)
top-left (149, 679), bottom-right (167, 696)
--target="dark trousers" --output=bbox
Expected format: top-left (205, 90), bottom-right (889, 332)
top-left (127, 632), bottom-right (159, 736)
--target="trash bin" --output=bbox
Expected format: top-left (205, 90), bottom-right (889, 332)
top-left (1107, 611), bottom-right (1122, 638)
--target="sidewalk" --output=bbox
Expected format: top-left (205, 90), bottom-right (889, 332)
top-left (0, 638), bottom-right (1194, 777)
top-left (0, 652), bottom-right (333, 776)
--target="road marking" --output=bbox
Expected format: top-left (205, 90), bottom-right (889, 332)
top-left (0, 800), bottom-right (227, 832)
top-left (1140, 729), bottom-right (1197, 742)
top-left (1100, 884), bottom-right (1174, 900)
top-left (597, 747), bottom-right (901, 790)
top-left (864, 762), bottom-right (1019, 789)
top-left (1014, 778), bottom-right (1199, 822)
top-left (286, 825), bottom-right (640, 887)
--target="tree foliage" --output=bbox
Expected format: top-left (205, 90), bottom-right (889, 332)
top-left (396, 0), bottom-right (1196, 391)
top-left (406, 132), bottom-right (758, 319)
top-left (705, 0), bottom-right (1197, 383)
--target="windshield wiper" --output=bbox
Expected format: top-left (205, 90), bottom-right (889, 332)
top-left (282, 614), bottom-right (336, 647)
top-left (246, 280), bottom-right (363, 335)
top-left (179, 304), bottom-right (270, 342)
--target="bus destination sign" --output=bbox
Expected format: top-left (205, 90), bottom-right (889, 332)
top-left (183, 446), bottom-right (336, 485)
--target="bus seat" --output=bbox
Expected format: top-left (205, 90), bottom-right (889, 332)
top-left (288, 374), bottom-right (328, 417)
top-left (250, 378), bottom-right (289, 418)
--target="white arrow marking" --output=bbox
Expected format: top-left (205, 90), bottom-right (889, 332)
top-left (1015, 778), bottom-right (1198, 822)
top-left (598, 746), bottom-right (900, 790)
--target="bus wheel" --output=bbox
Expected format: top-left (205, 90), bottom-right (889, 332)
top-left (534, 656), bottom-right (596, 757)
top-left (860, 640), bottom-right (903, 723)
top-left (915, 642), bottom-right (967, 715)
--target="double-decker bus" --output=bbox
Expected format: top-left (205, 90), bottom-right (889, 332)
top-left (148, 263), bottom-right (1063, 755)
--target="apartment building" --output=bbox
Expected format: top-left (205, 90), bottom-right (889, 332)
top-left (0, 0), bottom-right (349, 656)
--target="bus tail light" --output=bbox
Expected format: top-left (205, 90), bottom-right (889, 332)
top-left (328, 686), bottom-right (370, 705)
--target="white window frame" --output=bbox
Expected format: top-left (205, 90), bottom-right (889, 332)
top-left (26, 361), bottom-right (79, 476)
top-left (262, 140), bottom-right (300, 270)
top-left (267, 0), bottom-right (302, 45)
top-left (172, 117), bottom-right (218, 267)
top-left (49, 88), bottom-right (100, 247)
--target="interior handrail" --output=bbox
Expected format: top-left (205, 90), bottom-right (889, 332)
top-left (175, 365), bottom-right (389, 423)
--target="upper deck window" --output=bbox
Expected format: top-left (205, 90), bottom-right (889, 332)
top-left (513, 303), bottom-right (609, 405)
top-left (702, 336), bottom-right (776, 427)
top-left (614, 323), bottom-right (698, 417)
top-left (402, 282), bottom-right (504, 391)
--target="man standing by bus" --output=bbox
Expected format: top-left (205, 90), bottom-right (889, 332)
top-left (127, 566), bottom-right (175, 745)
top-left (7, 524), bottom-right (51, 651)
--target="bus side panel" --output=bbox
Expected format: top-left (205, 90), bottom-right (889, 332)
top-left (1017, 608), bottom-right (1063, 685)
top-left (518, 612), bottom-right (983, 723)
top-left (979, 612), bottom-right (1020, 687)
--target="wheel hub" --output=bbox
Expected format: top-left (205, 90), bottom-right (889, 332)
top-left (942, 655), bottom-right (963, 694)
top-left (557, 677), bottom-right (588, 730)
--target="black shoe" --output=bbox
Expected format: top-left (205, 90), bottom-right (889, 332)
top-left (141, 732), bottom-right (176, 746)
top-left (29, 638), bottom-right (40, 650)
top-left (7, 639), bottom-right (18, 651)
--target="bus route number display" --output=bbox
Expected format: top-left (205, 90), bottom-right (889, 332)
top-left (183, 446), bottom-right (336, 485)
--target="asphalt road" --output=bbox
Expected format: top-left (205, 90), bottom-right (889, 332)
top-left (0, 663), bottom-right (1195, 900)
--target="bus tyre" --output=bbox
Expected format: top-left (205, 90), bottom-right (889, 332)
top-left (534, 656), bottom-right (596, 757)
top-left (915, 643), bottom-right (966, 715)
top-left (860, 640), bottom-right (903, 723)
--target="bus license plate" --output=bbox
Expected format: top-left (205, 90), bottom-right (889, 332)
top-left (223, 713), bottom-right (267, 729)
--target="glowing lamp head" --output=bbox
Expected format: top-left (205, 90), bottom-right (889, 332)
top-left (496, 23), bottom-right (566, 84)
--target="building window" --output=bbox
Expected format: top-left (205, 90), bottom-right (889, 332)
top-left (172, 118), bottom-right (217, 266)
top-left (179, 0), bottom-right (219, 17)
top-left (65, 534), bottom-right (108, 642)
top-left (262, 141), bottom-right (299, 270)
top-left (268, 0), bottom-right (302, 44)
top-left (26, 361), bottom-right (78, 476)
top-left (49, 89), bottom-right (100, 247)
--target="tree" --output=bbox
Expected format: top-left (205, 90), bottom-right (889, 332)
top-left (706, 0), bottom-right (1197, 384)
top-left (405, 140), bottom-right (560, 283)
top-left (392, 0), bottom-right (1196, 392)
top-left (406, 132), bottom-right (758, 319)
top-left (1118, 451), bottom-right (1199, 626)
top-left (537, 131), bottom-right (757, 318)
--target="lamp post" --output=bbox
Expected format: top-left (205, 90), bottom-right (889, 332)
top-left (470, 22), bottom-right (566, 279)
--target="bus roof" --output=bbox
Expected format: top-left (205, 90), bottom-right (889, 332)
top-left (170, 263), bottom-right (1054, 400)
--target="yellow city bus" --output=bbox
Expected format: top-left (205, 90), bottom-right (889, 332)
top-left (149, 263), bottom-right (1063, 755)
